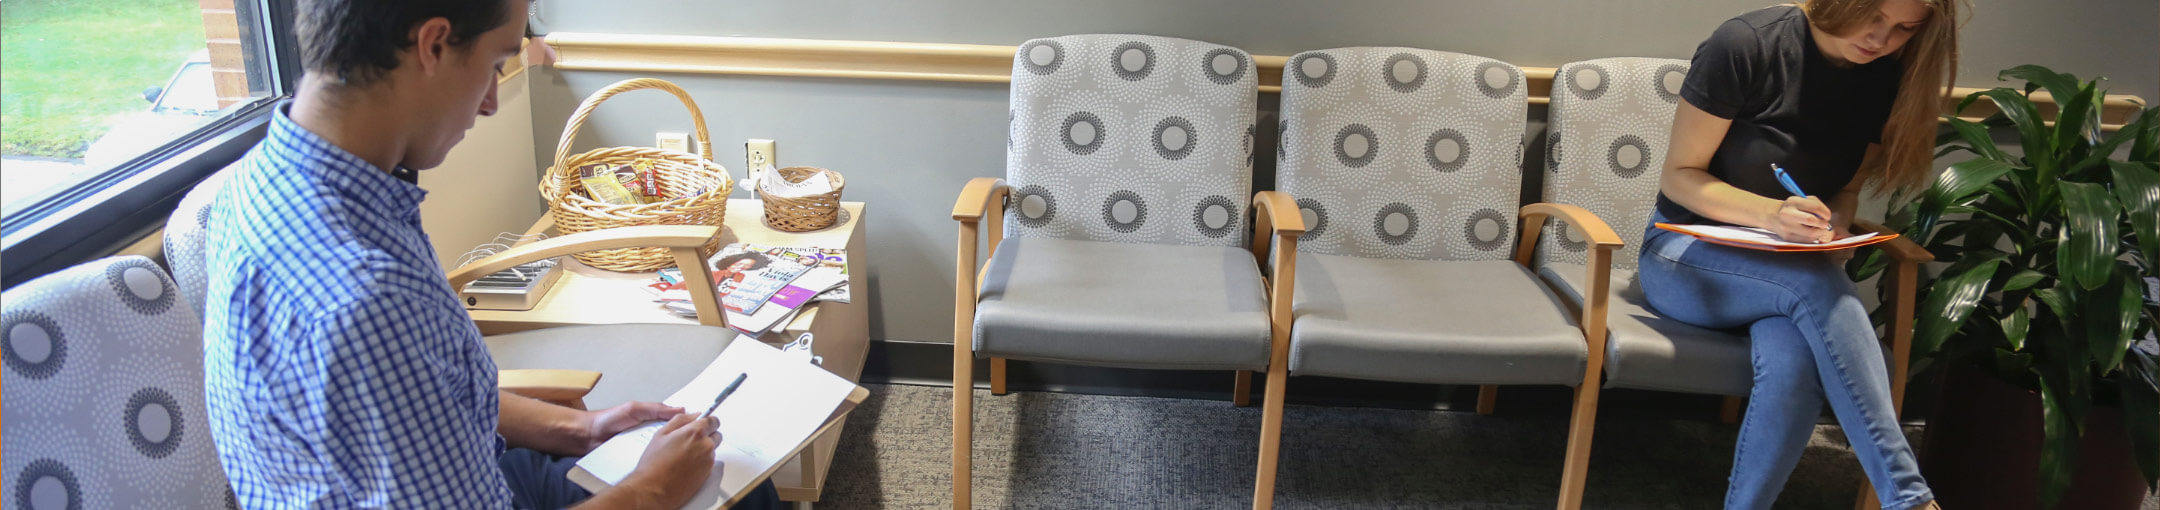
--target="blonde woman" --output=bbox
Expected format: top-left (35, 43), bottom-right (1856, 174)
top-left (1639, 0), bottom-right (1961, 508)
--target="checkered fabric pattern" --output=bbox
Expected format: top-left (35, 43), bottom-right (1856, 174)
top-left (203, 105), bottom-right (513, 508)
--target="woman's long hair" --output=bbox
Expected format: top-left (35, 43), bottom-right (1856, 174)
top-left (1801, 0), bottom-right (1965, 194)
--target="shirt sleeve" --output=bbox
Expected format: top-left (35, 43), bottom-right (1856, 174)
top-left (1681, 18), bottom-right (1763, 120)
top-left (285, 278), bottom-right (514, 508)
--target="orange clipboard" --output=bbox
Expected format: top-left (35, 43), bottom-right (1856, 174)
top-left (1655, 223), bottom-right (1899, 252)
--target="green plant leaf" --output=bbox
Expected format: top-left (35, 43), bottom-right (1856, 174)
top-left (2052, 81), bottom-right (2099, 156)
top-left (2117, 349), bottom-right (2160, 489)
top-left (2057, 181), bottom-right (2121, 290)
top-left (2110, 160), bottom-right (2160, 278)
top-left (1993, 347), bottom-right (2035, 375)
top-left (2033, 369), bottom-right (2084, 508)
top-left (1918, 159), bottom-right (2016, 238)
top-left (2001, 305), bottom-right (2030, 350)
top-left (2001, 65), bottom-right (2085, 116)
top-left (1947, 117), bottom-right (2009, 162)
top-left (1979, 88), bottom-right (2060, 181)
top-left (1914, 253), bottom-right (2006, 358)
top-left (2128, 107), bottom-right (2160, 163)
top-left (2003, 269), bottom-right (2048, 292)
top-left (2085, 268), bottom-right (2141, 372)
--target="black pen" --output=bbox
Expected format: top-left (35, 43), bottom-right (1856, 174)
top-left (699, 373), bottom-right (749, 420)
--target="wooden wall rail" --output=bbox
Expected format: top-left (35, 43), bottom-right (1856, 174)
top-left (545, 32), bottom-right (2147, 129)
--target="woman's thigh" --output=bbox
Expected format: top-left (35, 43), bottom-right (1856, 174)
top-left (1637, 229), bottom-right (1861, 331)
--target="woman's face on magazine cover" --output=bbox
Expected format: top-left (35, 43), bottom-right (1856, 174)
top-left (726, 258), bottom-right (759, 272)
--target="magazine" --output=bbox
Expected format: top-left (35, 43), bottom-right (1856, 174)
top-left (645, 244), bottom-right (851, 319)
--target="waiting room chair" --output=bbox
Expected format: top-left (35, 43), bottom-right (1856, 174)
top-left (1531, 57), bottom-right (1934, 509)
top-left (951, 34), bottom-right (1303, 509)
top-left (3, 256), bottom-right (236, 508)
top-left (1266, 47), bottom-right (1621, 509)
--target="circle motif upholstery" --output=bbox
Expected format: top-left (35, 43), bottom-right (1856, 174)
top-left (16, 459), bottom-right (81, 510)
top-left (1021, 40), bottom-right (1065, 75)
top-left (1374, 203), bottom-right (1419, 246)
top-left (124, 387), bottom-right (184, 459)
top-left (1202, 48), bottom-right (1246, 85)
top-left (1192, 195), bottom-right (1236, 239)
top-left (3, 311), bottom-right (65, 380)
top-left (1151, 117), bottom-right (1196, 161)
top-left (1546, 131), bottom-right (1564, 169)
top-left (1655, 63), bottom-right (1688, 104)
top-left (1292, 53), bottom-right (1337, 89)
top-left (1475, 61), bottom-right (1517, 98)
top-left (1608, 135), bottom-right (1651, 179)
top-left (1424, 129), bottom-right (1469, 173)
top-left (1555, 220), bottom-right (1590, 253)
top-left (1334, 124), bottom-right (1378, 168)
top-left (1297, 198), bottom-right (1329, 240)
top-left (1060, 111), bottom-right (1105, 156)
top-left (1101, 190), bottom-right (1147, 233)
top-left (1569, 64), bottom-right (1610, 101)
top-left (1383, 53), bottom-right (1427, 93)
top-left (1012, 185), bottom-right (1057, 228)
top-left (1111, 41), bottom-right (1156, 81)
top-left (107, 261), bottom-right (174, 316)
top-left (1464, 208), bottom-right (1510, 252)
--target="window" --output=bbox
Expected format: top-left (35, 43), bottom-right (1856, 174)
top-left (2, 0), bottom-right (296, 287)
top-left (1, 0), bottom-right (280, 213)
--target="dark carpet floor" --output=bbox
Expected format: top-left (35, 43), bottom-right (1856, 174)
top-left (816, 384), bottom-right (2010, 509)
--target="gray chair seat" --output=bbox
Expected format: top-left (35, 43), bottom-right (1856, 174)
top-left (485, 324), bottom-right (738, 410)
top-left (1288, 254), bottom-right (1588, 386)
top-left (1537, 262), bottom-right (1751, 396)
top-left (973, 237), bottom-right (1272, 371)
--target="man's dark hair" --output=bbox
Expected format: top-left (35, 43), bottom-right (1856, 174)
top-left (298, 0), bottom-right (517, 86)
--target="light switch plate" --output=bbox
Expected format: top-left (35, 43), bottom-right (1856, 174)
top-left (656, 132), bottom-right (690, 153)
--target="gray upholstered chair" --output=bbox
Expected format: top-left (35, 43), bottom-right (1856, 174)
top-left (1268, 47), bottom-right (1621, 509)
top-left (952, 34), bottom-right (1302, 509)
top-left (1532, 57), bottom-right (1934, 508)
top-left (3, 256), bottom-right (236, 508)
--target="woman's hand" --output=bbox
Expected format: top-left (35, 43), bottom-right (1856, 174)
top-left (1763, 195), bottom-right (1834, 244)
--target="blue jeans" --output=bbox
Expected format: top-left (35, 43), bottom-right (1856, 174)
top-left (1636, 214), bottom-right (1933, 510)
top-left (499, 448), bottom-right (784, 510)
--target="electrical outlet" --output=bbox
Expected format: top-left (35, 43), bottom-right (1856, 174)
top-left (745, 139), bottom-right (776, 188)
top-left (656, 132), bottom-right (689, 153)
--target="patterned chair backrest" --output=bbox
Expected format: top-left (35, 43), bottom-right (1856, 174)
top-left (1277, 47), bottom-right (1528, 261)
top-left (3, 256), bottom-right (234, 508)
top-left (1538, 57), bottom-right (1690, 270)
top-left (1003, 34), bottom-right (1259, 247)
top-left (165, 166), bottom-right (235, 319)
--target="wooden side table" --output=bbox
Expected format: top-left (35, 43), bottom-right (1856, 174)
top-left (470, 199), bottom-right (868, 506)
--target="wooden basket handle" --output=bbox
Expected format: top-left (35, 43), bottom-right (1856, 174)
top-left (551, 78), bottom-right (715, 175)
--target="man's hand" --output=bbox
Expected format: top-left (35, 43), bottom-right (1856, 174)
top-left (1763, 195), bottom-right (1834, 244)
top-left (624, 413), bottom-right (720, 509)
top-left (581, 401), bottom-right (684, 455)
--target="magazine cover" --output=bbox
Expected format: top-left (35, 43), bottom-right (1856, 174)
top-left (776, 247), bottom-right (850, 304)
top-left (714, 245), bottom-right (815, 313)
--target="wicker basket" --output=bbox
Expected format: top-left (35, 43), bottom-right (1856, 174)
top-left (759, 166), bottom-right (846, 232)
top-left (541, 78), bottom-right (733, 271)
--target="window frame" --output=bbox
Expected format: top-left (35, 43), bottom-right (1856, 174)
top-left (0, 0), bottom-right (301, 287)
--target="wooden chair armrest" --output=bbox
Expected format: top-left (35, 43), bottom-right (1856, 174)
top-left (446, 224), bottom-right (727, 327)
top-left (1250, 191), bottom-right (1303, 279)
top-left (1853, 219), bottom-right (1934, 264)
top-left (1514, 203), bottom-right (1623, 267)
top-left (952, 178), bottom-right (1010, 221)
top-left (499, 369), bottom-right (602, 410)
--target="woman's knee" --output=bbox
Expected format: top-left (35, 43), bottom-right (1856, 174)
top-left (1750, 318), bottom-right (1824, 388)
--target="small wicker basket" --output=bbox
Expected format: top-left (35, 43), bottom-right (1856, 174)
top-left (541, 78), bottom-right (733, 271)
top-left (759, 166), bottom-right (846, 232)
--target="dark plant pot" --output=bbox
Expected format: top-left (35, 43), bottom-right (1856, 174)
top-left (1920, 364), bottom-right (2152, 509)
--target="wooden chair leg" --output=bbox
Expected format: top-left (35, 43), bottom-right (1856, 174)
top-left (1252, 363), bottom-right (1289, 509)
top-left (1555, 382), bottom-right (1604, 510)
top-left (1234, 370), bottom-right (1253, 407)
top-left (1854, 483), bottom-right (1879, 510)
top-left (1721, 396), bottom-right (1745, 425)
top-left (953, 345), bottom-right (974, 509)
top-left (1476, 384), bottom-right (1499, 415)
top-left (990, 357), bottom-right (1008, 396)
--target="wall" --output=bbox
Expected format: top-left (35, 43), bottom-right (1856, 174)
top-left (528, 0), bottom-right (2159, 343)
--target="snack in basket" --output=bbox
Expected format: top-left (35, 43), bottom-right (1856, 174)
top-left (577, 162), bottom-right (643, 205)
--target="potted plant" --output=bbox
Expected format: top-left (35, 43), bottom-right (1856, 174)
top-left (1849, 64), bottom-right (2158, 509)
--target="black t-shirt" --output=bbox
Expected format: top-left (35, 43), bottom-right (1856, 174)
top-left (1653, 5), bottom-right (1902, 225)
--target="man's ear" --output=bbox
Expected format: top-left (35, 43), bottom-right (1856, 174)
top-left (407, 17), bottom-right (455, 76)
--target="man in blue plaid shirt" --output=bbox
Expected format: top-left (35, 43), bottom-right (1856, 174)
top-left (202, 1), bottom-right (777, 508)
